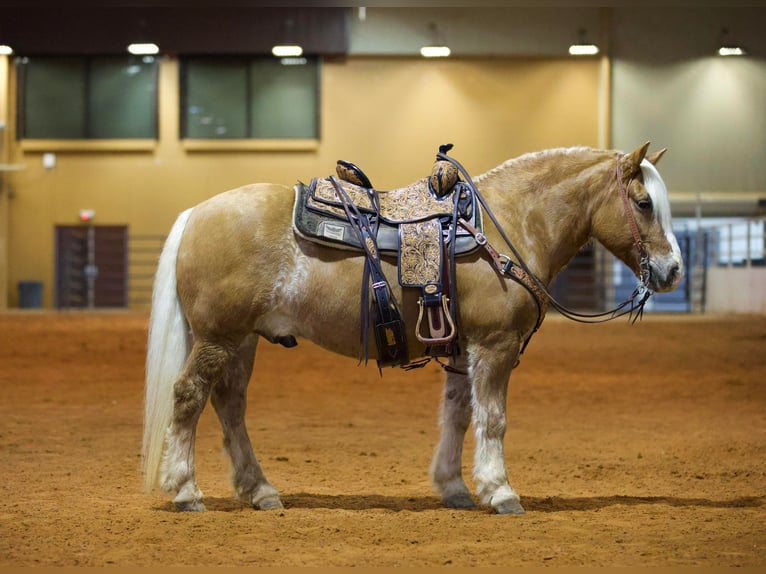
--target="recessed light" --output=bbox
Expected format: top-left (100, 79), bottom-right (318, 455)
top-left (127, 43), bottom-right (159, 55)
top-left (272, 45), bottom-right (303, 58)
top-left (420, 46), bottom-right (451, 58)
top-left (569, 44), bottom-right (599, 56)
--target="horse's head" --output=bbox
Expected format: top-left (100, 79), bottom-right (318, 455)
top-left (593, 143), bottom-right (684, 293)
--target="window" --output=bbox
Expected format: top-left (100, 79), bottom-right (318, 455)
top-left (181, 56), bottom-right (319, 139)
top-left (18, 55), bottom-right (158, 139)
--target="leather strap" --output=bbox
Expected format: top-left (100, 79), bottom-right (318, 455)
top-left (329, 176), bottom-right (408, 367)
top-left (616, 155), bottom-right (651, 286)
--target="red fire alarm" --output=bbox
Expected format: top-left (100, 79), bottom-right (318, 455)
top-left (79, 209), bottom-right (95, 222)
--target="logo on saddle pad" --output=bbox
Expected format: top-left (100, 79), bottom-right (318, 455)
top-left (321, 222), bottom-right (346, 242)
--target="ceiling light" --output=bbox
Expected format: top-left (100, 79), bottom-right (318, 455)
top-left (420, 46), bottom-right (451, 58)
top-left (718, 46), bottom-right (745, 57)
top-left (0, 45), bottom-right (13, 55)
top-left (127, 43), bottom-right (159, 55)
top-left (272, 45), bottom-right (303, 58)
top-left (569, 27), bottom-right (599, 56)
top-left (569, 44), bottom-right (599, 56)
top-left (717, 28), bottom-right (746, 57)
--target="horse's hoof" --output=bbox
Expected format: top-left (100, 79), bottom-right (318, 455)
top-left (443, 492), bottom-right (477, 509)
top-left (493, 497), bottom-right (526, 515)
top-left (255, 495), bottom-right (284, 510)
top-left (175, 499), bottom-right (206, 512)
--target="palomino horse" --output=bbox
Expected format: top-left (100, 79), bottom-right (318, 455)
top-left (142, 143), bottom-right (683, 514)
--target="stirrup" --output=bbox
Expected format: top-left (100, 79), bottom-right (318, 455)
top-left (415, 295), bottom-right (456, 346)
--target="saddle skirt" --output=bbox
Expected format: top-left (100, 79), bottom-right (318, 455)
top-left (292, 176), bottom-right (483, 256)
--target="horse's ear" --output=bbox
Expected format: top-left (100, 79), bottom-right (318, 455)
top-left (645, 148), bottom-right (667, 166)
top-left (620, 142), bottom-right (651, 178)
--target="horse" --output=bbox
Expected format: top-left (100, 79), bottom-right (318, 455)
top-left (142, 142), bottom-right (683, 514)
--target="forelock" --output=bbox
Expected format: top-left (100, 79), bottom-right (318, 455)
top-left (640, 159), bottom-right (672, 229)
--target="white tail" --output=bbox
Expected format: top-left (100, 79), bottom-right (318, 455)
top-left (142, 208), bottom-right (193, 492)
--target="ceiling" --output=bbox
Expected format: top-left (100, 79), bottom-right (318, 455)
top-left (0, 7), bottom-right (349, 56)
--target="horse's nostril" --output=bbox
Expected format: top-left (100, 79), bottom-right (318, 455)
top-left (668, 262), bottom-right (682, 284)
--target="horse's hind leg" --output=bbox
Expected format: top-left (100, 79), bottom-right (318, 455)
top-left (161, 340), bottom-right (234, 511)
top-left (211, 334), bottom-right (283, 510)
top-left (430, 365), bottom-right (477, 509)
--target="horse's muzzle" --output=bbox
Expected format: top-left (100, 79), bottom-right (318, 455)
top-left (649, 257), bottom-right (684, 293)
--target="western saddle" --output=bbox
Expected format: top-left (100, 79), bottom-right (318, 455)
top-left (293, 144), bottom-right (485, 368)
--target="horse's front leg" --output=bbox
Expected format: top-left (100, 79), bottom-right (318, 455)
top-left (430, 362), bottom-right (476, 509)
top-left (470, 341), bottom-right (525, 515)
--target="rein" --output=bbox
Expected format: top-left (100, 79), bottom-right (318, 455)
top-left (437, 150), bottom-right (654, 329)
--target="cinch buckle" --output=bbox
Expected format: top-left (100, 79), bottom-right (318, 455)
top-left (498, 254), bottom-right (514, 275)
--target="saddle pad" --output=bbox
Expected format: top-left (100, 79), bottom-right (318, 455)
top-left (292, 181), bottom-right (483, 256)
top-left (398, 220), bottom-right (443, 287)
top-left (309, 177), bottom-right (456, 224)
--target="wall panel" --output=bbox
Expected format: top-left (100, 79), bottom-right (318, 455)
top-left (5, 56), bottom-right (598, 308)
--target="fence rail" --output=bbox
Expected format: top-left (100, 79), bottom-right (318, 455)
top-left (128, 234), bottom-right (165, 308)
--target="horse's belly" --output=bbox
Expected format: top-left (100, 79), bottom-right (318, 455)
top-left (260, 241), bottom-right (427, 361)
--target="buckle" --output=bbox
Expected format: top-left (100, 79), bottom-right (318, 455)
top-left (498, 254), bottom-right (514, 275)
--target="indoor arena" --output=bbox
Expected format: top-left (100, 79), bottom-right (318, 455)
top-left (1, 5), bottom-right (764, 568)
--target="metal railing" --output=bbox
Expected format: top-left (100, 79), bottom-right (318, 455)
top-left (128, 234), bottom-right (165, 309)
top-left (705, 218), bottom-right (766, 268)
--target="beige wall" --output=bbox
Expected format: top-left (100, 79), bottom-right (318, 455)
top-left (3, 56), bottom-right (599, 308)
top-left (707, 268), bottom-right (766, 314)
top-left (610, 7), bottom-right (766, 216)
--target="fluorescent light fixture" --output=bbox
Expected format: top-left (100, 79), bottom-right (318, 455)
top-left (569, 44), bottom-right (599, 56)
top-left (272, 45), bottom-right (303, 57)
top-left (127, 43), bottom-right (159, 55)
top-left (718, 46), bottom-right (745, 56)
top-left (420, 46), bottom-right (451, 58)
top-left (0, 45), bottom-right (13, 55)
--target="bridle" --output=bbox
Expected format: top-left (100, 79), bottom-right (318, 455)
top-left (438, 149), bottom-right (654, 332)
top-left (615, 155), bottom-right (653, 292)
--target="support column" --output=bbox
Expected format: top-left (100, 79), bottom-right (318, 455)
top-left (597, 7), bottom-right (612, 150)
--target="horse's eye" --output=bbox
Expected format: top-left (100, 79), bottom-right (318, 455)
top-left (636, 198), bottom-right (652, 211)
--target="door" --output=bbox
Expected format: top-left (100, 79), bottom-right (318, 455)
top-left (55, 225), bottom-right (128, 308)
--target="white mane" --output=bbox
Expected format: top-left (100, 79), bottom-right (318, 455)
top-left (474, 146), bottom-right (592, 183)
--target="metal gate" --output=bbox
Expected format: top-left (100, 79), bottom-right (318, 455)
top-left (549, 227), bottom-right (698, 314)
top-left (55, 225), bottom-right (128, 308)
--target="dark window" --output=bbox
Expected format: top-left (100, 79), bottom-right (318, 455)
top-left (18, 55), bottom-right (158, 139)
top-left (181, 56), bottom-right (319, 139)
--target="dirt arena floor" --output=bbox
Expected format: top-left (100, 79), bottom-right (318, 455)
top-left (0, 311), bottom-right (764, 567)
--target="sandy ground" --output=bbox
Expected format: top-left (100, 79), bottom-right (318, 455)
top-left (0, 311), bottom-right (764, 567)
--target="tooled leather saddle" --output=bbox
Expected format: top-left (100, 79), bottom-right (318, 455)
top-left (292, 144), bottom-right (484, 368)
